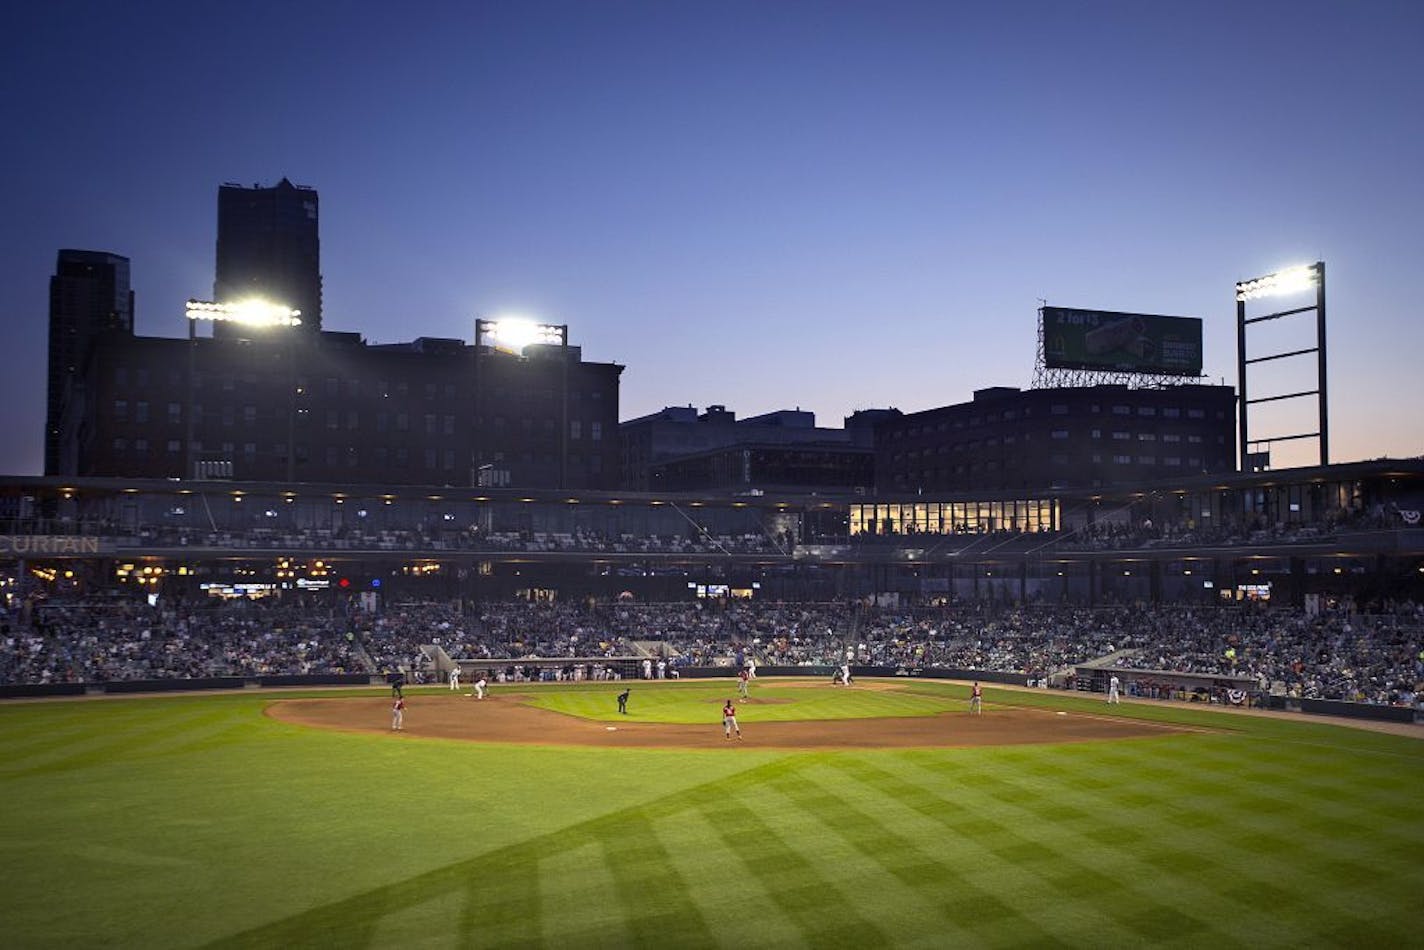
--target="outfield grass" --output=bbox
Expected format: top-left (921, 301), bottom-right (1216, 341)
top-left (1, 681), bottom-right (1420, 948)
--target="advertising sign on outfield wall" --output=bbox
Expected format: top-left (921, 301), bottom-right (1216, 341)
top-left (1042, 307), bottom-right (1203, 376)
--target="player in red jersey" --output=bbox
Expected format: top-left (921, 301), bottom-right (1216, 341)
top-left (391, 695), bottom-right (406, 731)
top-left (969, 682), bottom-right (983, 715)
top-left (722, 700), bottom-right (742, 740)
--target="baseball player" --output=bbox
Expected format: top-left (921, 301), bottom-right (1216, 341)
top-left (391, 695), bottom-right (406, 731)
top-left (737, 667), bottom-right (750, 701)
top-left (617, 688), bottom-right (630, 715)
top-left (722, 699), bottom-right (742, 740)
top-left (473, 674), bottom-right (487, 700)
top-left (840, 663), bottom-right (853, 687)
top-left (1107, 674), bottom-right (1122, 704)
top-left (449, 664), bottom-right (461, 691)
top-left (969, 681), bottom-right (982, 715)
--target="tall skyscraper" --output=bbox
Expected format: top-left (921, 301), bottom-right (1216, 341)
top-left (215, 178), bottom-right (322, 331)
top-left (46, 250), bottom-right (134, 474)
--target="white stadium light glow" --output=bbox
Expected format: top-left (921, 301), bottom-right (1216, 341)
top-left (1235, 264), bottom-right (1320, 302)
top-left (483, 318), bottom-right (565, 353)
top-left (186, 298), bottom-right (303, 327)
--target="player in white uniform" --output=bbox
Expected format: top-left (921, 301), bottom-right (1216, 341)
top-left (449, 665), bottom-right (461, 691)
top-left (473, 675), bottom-right (487, 700)
top-left (1107, 674), bottom-right (1122, 704)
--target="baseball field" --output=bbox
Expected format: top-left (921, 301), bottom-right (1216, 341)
top-left (1, 679), bottom-right (1420, 948)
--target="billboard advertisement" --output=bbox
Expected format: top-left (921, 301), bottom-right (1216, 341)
top-left (1042, 307), bottom-right (1202, 376)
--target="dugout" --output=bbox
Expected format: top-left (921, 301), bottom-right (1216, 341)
top-left (1074, 665), bottom-right (1258, 704)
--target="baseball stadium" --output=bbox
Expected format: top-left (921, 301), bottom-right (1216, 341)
top-left (11, 195), bottom-right (1422, 946)
top-left (2, 466), bottom-right (1422, 948)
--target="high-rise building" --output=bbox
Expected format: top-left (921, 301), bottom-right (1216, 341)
top-left (46, 250), bottom-right (134, 474)
top-left (215, 178), bottom-right (322, 332)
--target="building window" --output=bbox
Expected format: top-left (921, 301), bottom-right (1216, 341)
top-left (133, 438), bottom-right (148, 455)
top-left (424, 448), bottom-right (437, 469)
top-left (346, 411), bottom-right (359, 431)
top-left (377, 413), bottom-right (389, 433)
top-left (591, 421), bottom-right (603, 441)
top-left (396, 413), bottom-right (409, 432)
top-left (1188, 435), bottom-right (1203, 443)
top-left (1112, 405), bottom-right (1130, 415)
top-left (113, 438), bottom-right (127, 452)
top-left (325, 410), bottom-right (339, 430)
top-left (167, 440), bottom-right (181, 453)
top-left (1139, 433), bottom-right (1156, 441)
top-left (1112, 431), bottom-right (1130, 440)
top-left (244, 405), bottom-right (257, 425)
top-left (167, 403), bottom-right (182, 424)
top-left (1165, 456), bottom-right (1182, 466)
top-left (243, 442), bottom-right (257, 459)
top-left (1050, 404), bottom-right (1069, 415)
top-left (1051, 429), bottom-right (1069, 439)
top-left (1163, 433), bottom-right (1181, 443)
top-left (325, 447), bottom-right (338, 467)
top-left (113, 400), bottom-right (128, 421)
top-left (1113, 454), bottom-right (1131, 464)
top-left (570, 420), bottom-right (582, 440)
top-left (424, 413), bottom-right (437, 435)
top-left (443, 415), bottom-right (455, 436)
top-left (442, 449), bottom-right (455, 470)
top-left (1187, 408), bottom-right (1205, 419)
top-left (1138, 456), bottom-right (1155, 464)
top-left (1138, 406), bottom-right (1156, 416)
top-left (134, 402), bottom-right (149, 423)
top-left (114, 367), bottom-right (128, 386)
top-left (1163, 407), bottom-right (1181, 418)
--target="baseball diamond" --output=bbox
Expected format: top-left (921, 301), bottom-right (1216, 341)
top-left (2, 678), bottom-right (1420, 948)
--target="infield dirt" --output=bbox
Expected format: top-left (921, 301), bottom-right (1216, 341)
top-left (267, 689), bottom-right (1191, 750)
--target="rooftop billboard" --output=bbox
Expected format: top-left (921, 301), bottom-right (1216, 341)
top-left (1042, 307), bottom-right (1203, 376)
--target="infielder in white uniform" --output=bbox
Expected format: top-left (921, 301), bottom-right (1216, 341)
top-left (1107, 674), bottom-right (1121, 704)
top-left (449, 665), bottom-right (461, 691)
top-left (473, 675), bottom-right (487, 700)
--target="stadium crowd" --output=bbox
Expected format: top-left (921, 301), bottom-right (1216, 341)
top-left (2, 596), bottom-right (1419, 708)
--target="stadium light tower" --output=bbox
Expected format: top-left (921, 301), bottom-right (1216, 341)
top-left (1235, 262), bottom-right (1327, 471)
top-left (184, 299), bottom-right (303, 479)
top-left (474, 318), bottom-right (572, 490)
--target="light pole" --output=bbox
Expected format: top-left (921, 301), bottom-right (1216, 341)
top-left (1234, 263), bottom-right (1327, 471)
top-left (184, 299), bottom-right (302, 480)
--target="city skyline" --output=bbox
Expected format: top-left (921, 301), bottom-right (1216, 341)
top-left (4, 0), bottom-right (1422, 476)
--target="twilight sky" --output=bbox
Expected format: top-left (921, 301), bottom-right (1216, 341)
top-left (3, 0), bottom-right (1421, 475)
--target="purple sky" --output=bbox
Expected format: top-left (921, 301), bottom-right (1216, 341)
top-left (3, 0), bottom-right (1421, 475)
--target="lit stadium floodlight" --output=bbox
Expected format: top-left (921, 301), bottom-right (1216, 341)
top-left (186, 299), bottom-right (303, 327)
top-left (1235, 264), bottom-right (1320, 302)
top-left (475, 317), bottom-right (567, 353)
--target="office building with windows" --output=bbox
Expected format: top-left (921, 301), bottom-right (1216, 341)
top-left (876, 384), bottom-right (1235, 493)
top-left (46, 250), bottom-right (135, 475)
top-left (215, 178), bottom-right (322, 333)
